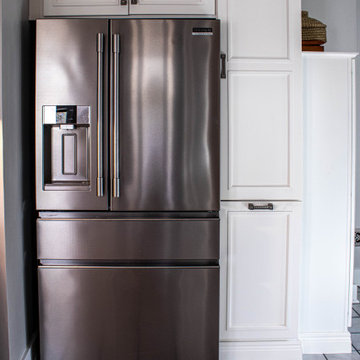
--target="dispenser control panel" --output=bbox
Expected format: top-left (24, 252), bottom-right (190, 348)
top-left (43, 105), bottom-right (90, 125)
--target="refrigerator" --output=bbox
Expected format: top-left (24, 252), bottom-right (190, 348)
top-left (35, 19), bottom-right (220, 360)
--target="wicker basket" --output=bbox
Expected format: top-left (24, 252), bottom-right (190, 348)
top-left (302, 10), bottom-right (327, 43)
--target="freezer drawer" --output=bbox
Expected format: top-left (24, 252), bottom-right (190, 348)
top-left (37, 218), bottom-right (219, 261)
top-left (38, 266), bottom-right (219, 360)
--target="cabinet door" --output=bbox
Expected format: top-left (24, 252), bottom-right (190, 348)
top-left (221, 70), bottom-right (302, 200)
top-left (44, 0), bottom-right (129, 16)
top-left (219, 0), bottom-right (300, 62)
top-left (219, 0), bottom-right (302, 201)
top-left (129, 0), bottom-right (215, 15)
top-left (220, 201), bottom-right (301, 341)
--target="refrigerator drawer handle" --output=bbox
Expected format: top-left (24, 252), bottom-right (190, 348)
top-left (113, 34), bottom-right (121, 198)
top-left (96, 33), bottom-right (104, 197)
top-left (248, 203), bottom-right (274, 211)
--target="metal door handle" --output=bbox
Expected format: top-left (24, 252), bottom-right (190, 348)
top-left (131, 0), bottom-right (138, 4)
top-left (112, 34), bottom-right (121, 198)
top-left (221, 53), bottom-right (226, 79)
top-left (96, 33), bottom-right (104, 197)
top-left (248, 203), bottom-right (274, 211)
top-left (121, 0), bottom-right (127, 4)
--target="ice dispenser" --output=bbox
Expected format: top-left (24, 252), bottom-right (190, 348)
top-left (43, 105), bottom-right (90, 190)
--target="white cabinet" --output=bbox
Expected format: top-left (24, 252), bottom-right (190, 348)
top-left (43, 0), bottom-right (129, 16)
top-left (219, 0), bottom-right (302, 201)
top-left (129, 0), bottom-right (215, 15)
top-left (300, 53), bottom-right (357, 355)
top-left (42, 0), bottom-right (215, 16)
top-left (225, 0), bottom-right (292, 61)
top-left (220, 202), bottom-right (301, 343)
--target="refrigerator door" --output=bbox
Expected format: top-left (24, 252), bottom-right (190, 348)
top-left (38, 266), bottom-right (219, 360)
top-left (110, 19), bottom-right (220, 211)
top-left (36, 20), bottom-right (109, 210)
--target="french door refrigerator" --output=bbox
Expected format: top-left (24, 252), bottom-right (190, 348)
top-left (35, 19), bottom-right (220, 360)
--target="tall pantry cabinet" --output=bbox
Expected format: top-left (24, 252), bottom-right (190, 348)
top-left (218, 0), bottom-right (303, 359)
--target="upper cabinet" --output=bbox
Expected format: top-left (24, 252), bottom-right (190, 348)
top-left (44, 0), bottom-right (129, 16)
top-left (129, 0), bottom-right (215, 15)
top-left (42, 0), bottom-right (215, 16)
top-left (219, 0), bottom-right (302, 201)
top-left (220, 0), bottom-right (299, 62)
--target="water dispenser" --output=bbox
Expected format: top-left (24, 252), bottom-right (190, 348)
top-left (42, 105), bottom-right (90, 191)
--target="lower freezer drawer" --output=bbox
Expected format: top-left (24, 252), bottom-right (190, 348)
top-left (37, 218), bottom-right (219, 261)
top-left (38, 266), bottom-right (219, 360)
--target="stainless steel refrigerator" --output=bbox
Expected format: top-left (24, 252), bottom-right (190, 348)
top-left (35, 19), bottom-right (220, 360)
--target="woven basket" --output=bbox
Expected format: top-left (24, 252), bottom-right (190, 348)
top-left (302, 11), bottom-right (327, 43)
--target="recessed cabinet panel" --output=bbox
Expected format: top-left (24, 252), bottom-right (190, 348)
top-left (220, 202), bottom-right (301, 341)
top-left (44, 0), bottom-right (128, 16)
top-left (227, 0), bottom-right (289, 60)
top-left (221, 71), bottom-right (302, 200)
top-left (230, 72), bottom-right (289, 187)
top-left (129, 0), bottom-right (215, 15)
top-left (228, 212), bottom-right (288, 328)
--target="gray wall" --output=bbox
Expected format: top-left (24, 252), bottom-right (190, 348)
top-left (0, 0), bottom-right (36, 358)
top-left (302, 0), bottom-right (357, 52)
top-left (302, 0), bottom-right (360, 227)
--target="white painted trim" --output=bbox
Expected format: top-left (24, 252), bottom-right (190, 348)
top-left (219, 340), bottom-right (302, 360)
top-left (347, 58), bottom-right (357, 327)
top-left (300, 332), bottom-right (352, 355)
top-left (302, 52), bottom-right (358, 59)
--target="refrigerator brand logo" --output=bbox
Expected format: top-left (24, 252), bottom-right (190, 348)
top-left (192, 27), bottom-right (213, 36)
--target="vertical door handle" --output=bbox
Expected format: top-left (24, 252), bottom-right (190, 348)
top-left (221, 53), bottom-right (226, 79)
top-left (96, 33), bottom-right (104, 197)
top-left (112, 34), bottom-right (121, 198)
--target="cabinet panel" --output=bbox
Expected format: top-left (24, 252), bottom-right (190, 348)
top-left (227, 0), bottom-right (289, 60)
top-left (221, 71), bottom-right (301, 200)
top-left (220, 202), bottom-right (301, 341)
top-left (301, 54), bottom-right (356, 342)
top-left (44, 0), bottom-right (128, 16)
top-left (129, 0), bottom-right (215, 15)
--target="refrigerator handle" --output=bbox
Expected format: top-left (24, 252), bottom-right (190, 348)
top-left (112, 34), bottom-right (121, 198)
top-left (96, 33), bottom-right (104, 197)
top-left (220, 53), bottom-right (226, 79)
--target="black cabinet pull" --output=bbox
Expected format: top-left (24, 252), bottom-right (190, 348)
top-left (131, 0), bottom-right (138, 4)
top-left (121, 0), bottom-right (127, 5)
top-left (221, 53), bottom-right (226, 79)
top-left (248, 203), bottom-right (274, 211)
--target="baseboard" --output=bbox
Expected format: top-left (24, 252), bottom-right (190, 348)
top-left (219, 340), bottom-right (302, 360)
top-left (300, 332), bottom-right (352, 354)
top-left (354, 268), bottom-right (360, 285)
